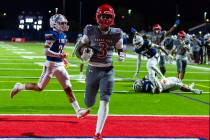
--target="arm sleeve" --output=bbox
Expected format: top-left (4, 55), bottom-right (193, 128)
top-left (45, 48), bottom-right (61, 58)
top-left (44, 33), bottom-right (55, 47)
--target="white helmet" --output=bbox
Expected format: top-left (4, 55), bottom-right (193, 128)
top-left (132, 34), bottom-right (144, 48)
top-left (49, 14), bottom-right (69, 32)
top-left (133, 80), bottom-right (144, 92)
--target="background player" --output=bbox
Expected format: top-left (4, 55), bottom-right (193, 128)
top-left (132, 31), bottom-right (173, 92)
top-left (9, 13), bottom-right (89, 118)
top-left (173, 30), bottom-right (191, 80)
top-left (148, 17), bottom-right (180, 75)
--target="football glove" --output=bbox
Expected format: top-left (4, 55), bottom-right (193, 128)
top-left (81, 48), bottom-right (93, 61)
top-left (118, 52), bottom-right (126, 62)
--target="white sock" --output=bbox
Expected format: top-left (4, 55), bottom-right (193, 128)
top-left (71, 101), bottom-right (80, 112)
top-left (18, 83), bottom-right (26, 90)
top-left (95, 100), bottom-right (109, 135)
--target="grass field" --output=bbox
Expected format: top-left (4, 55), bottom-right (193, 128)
top-left (0, 41), bottom-right (209, 115)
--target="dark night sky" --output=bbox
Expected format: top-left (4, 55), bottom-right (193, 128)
top-left (0, 0), bottom-right (209, 31)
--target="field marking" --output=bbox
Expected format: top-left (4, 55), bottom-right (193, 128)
top-left (0, 76), bottom-right (210, 82)
top-left (195, 84), bottom-right (210, 89)
top-left (0, 114), bottom-right (208, 117)
top-left (0, 89), bottom-right (209, 94)
top-left (0, 67), bottom-right (209, 74)
top-left (188, 65), bottom-right (210, 71)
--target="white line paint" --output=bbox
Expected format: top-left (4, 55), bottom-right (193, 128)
top-left (0, 114), bottom-right (208, 117)
top-left (0, 89), bottom-right (209, 94)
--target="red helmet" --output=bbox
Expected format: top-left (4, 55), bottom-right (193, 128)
top-left (152, 24), bottom-right (162, 31)
top-left (178, 30), bottom-right (186, 39)
top-left (96, 4), bottom-right (115, 28)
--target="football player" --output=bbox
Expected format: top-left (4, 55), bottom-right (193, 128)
top-left (148, 18), bottom-right (180, 75)
top-left (160, 35), bottom-right (176, 65)
top-left (133, 76), bottom-right (202, 94)
top-left (132, 33), bottom-right (173, 92)
top-left (204, 33), bottom-right (210, 64)
top-left (74, 4), bottom-right (125, 140)
top-left (9, 14), bottom-right (90, 118)
top-left (173, 30), bottom-right (191, 80)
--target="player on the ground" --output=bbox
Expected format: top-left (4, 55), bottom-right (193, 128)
top-left (9, 14), bottom-right (90, 118)
top-left (132, 32), bottom-right (173, 92)
top-left (74, 4), bottom-right (125, 140)
top-left (133, 76), bottom-right (202, 94)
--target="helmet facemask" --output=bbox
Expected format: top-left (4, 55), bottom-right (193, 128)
top-left (50, 14), bottom-right (69, 32)
top-left (96, 4), bottom-right (115, 30)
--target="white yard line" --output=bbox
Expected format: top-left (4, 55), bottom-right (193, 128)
top-left (0, 68), bottom-right (209, 74)
top-left (0, 114), bottom-right (208, 117)
top-left (1, 89), bottom-right (209, 94)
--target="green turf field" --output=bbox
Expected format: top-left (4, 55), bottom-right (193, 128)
top-left (0, 41), bottom-right (209, 115)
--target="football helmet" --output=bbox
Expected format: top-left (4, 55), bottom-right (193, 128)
top-left (96, 4), bottom-right (115, 28)
top-left (153, 24), bottom-right (162, 33)
top-left (49, 14), bottom-right (69, 32)
top-left (178, 30), bottom-right (186, 39)
top-left (133, 34), bottom-right (144, 48)
top-left (133, 80), bottom-right (144, 92)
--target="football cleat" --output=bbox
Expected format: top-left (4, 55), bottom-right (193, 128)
top-left (10, 83), bottom-right (22, 98)
top-left (193, 89), bottom-right (202, 95)
top-left (93, 133), bottom-right (103, 140)
top-left (76, 108), bottom-right (90, 119)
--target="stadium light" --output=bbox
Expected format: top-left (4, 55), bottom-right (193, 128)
top-left (20, 19), bottom-right (24, 24)
top-left (38, 20), bottom-right (42, 25)
top-left (25, 18), bottom-right (33, 23)
top-left (204, 12), bottom-right (207, 22)
top-left (128, 9), bottom-right (132, 15)
top-left (19, 24), bottom-right (24, 29)
top-left (48, 10), bottom-right (52, 13)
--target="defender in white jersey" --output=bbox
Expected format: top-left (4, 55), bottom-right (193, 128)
top-left (9, 14), bottom-right (89, 119)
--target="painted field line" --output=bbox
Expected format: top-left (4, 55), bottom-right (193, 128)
top-left (0, 89), bottom-right (130, 93)
top-left (0, 114), bottom-right (208, 117)
top-left (0, 76), bottom-right (209, 82)
top-left (196, 84), bottom-right (210, 89)
top-left (0, 68), bottom-right (209, 74)
top-left (0, 89), bottom-right (209, 94)
top-left (188, 65), bottom-right (210, 71)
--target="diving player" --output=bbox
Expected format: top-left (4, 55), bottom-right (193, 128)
top-left (9, 14), bottom-right (90, 118)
